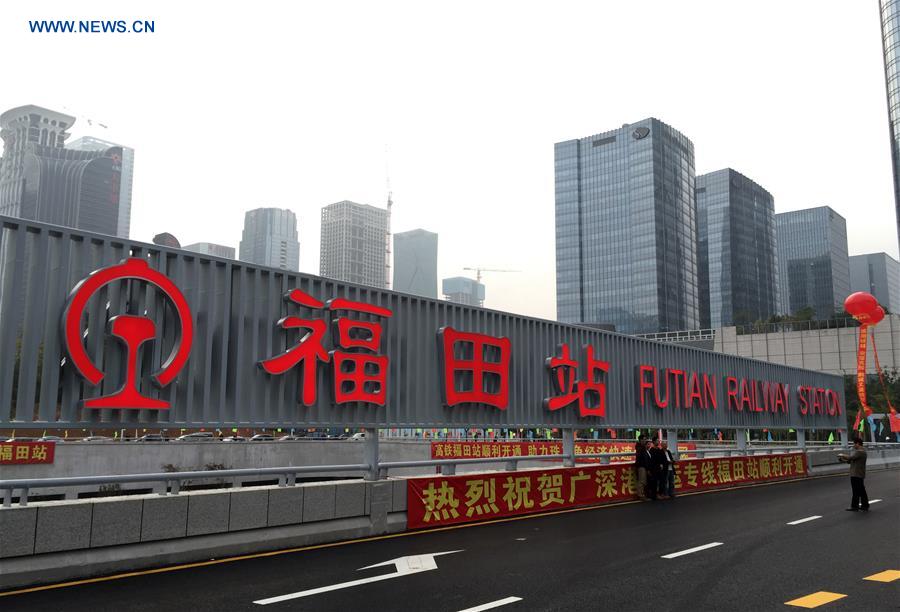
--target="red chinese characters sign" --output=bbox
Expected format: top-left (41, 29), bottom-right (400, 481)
top-left (0, 442), bottom-right (55, 465)
top-left (430, 440), bottom-right (697, 462)
top-left (259, 290), bottom-right (393, 406)
top-left (407, 453), bottom-right (808, 529)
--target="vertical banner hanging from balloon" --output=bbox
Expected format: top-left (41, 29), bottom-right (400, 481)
top-left (843, 292), bottom-right (885, 436)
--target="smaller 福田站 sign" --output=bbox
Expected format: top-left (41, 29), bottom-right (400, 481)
top-left (407, 453), bottom-right (807, 529)
top-left (0, 441), bottom-right (55, 465)
top-left (430, 440), bottom-right (697, 463)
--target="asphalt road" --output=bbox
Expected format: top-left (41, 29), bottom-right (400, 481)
top-left (2, 470), bottom-right (898, 612)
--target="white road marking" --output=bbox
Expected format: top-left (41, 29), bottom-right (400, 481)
top-left (458, 596), bottom-right (523, 612)
top-left (787, 515), bottom-right (822, 525)
top-left (515, 538), bottom-right (526, 541)
top-left (661, 542), bottom-right (724, 559)
top-left (869, 499), bottom-right (882, 504)
top-left (253, 550), bottom-right (462, 605)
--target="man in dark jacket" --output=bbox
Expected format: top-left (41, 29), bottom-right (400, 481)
top-left (634, 436), bottom-right (649, 500)
top-left (838, 437), bottom-right (869, 511)
top-left (649, 439), bottom-right (668, 499)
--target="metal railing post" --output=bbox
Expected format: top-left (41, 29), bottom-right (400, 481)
top-left (2, 489), bottom-right (10, 508)
top-left (840, 428), bottom-right (849, 449)
top-left (796, 429), bottom-right (806, 450)
top-left (562, 428), bottom-right (575, 467)
top-left (19, 487), bottom-right (28, 507)
top-left (364, 427), bottom-right (379, 481)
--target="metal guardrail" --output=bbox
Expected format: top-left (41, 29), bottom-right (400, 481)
top-left (5, 443), bottom-right (897, 508)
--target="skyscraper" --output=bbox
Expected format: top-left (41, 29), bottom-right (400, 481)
top-left (555, 118), bottom-right (699, 334)
top-left (184, 242), bottom-right (236, 259)
top-left (320, 200), bottom-right (389, 288)
top-left (850, 252), bottom-right (900, 312)
top-left (442, 276), bottom-right (485, 307)
top-left (696, 169), bottom-right (778, 327)
top-left (393, 229), bottom-right (438, 298)
top-left (879, 0), bottom-right (900, 251)
top-left (67, 136), bottom-right (134, 239)
top-left (775, 206), bottom-right (850, 319)
top-left (0, 105), bottom-right (123, 236)
top-left (239, 208), bottom-right (299, 271)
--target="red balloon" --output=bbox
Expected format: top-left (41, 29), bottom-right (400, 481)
top-left (844, 292), bottom-right (879, 319)
top-left (869, 305), bottom-right (885, 325)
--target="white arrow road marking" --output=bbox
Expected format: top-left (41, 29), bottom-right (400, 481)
top-left (787, 515), bottom-right (822, 525)
top-left (253, 550), bottom-right (463, 605)
top-left (869, 499), bottom-right (882, 504)
top-left (661, 542), bottom-right (723, 559)
top-left (458, 596), bottom-right (523, 612)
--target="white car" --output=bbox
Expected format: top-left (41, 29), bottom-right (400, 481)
top-left (349, 432), bottom-right (366, 441)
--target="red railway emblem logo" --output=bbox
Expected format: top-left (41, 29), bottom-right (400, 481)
top-left (61, 258), bottom-right (193, 410)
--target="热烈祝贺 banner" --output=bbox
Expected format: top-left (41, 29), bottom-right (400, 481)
top-left (407, 453), bottom-right (807, 529)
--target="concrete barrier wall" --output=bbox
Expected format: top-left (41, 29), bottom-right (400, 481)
top-left (0, 478), bottom-right (409, 590)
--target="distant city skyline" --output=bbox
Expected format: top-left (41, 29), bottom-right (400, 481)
top-left (1, 2), bottom-right (896, 321)
top-left (320, 200), bottom-right (389, 288)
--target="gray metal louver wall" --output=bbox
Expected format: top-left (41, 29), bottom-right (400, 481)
top-left (0, 216), bottom-right (845, 430)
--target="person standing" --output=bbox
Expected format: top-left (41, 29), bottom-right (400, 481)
top-left (649, 439), bottom-right (667, 499)
top-left (634, 436), bottom-right (649, 500)
top-left (838, 437), bottom-right (869, 512)
top-left (661, 440), bottom-right (677, 498)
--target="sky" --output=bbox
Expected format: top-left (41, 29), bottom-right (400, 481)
top-left (1, 0), bottom-right (898, 322)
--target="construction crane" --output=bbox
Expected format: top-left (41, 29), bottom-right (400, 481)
top-left (462, 267), bottom-right (520, 284)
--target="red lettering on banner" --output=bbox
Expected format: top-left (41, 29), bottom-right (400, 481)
top-left (439, 327), bottom-right (511, 409)
top-left (686, 372), bottom-right (703, 409)
top-left (544, 344), bottom-right (579, 410)
top-left (638, 365), bottom-right (655, 408)
top-left (739, 378), bottom-right (753, 412)
top-left (259, 290), bottom-right (329, 406)
top-left (328, 298), bottom-right (392, 405)
top-left (726, 376), bottom-right (739, 410)
top-left (407, 453), bottom-right (809, 529)
top-left (798, 386), bottom-right (809, 415)
top-left (704, 374), bottom-right (718, 409)
top-left (668, 369), bottom-right (684, 409)
top-left (260, 290), bottom-right (392, 406)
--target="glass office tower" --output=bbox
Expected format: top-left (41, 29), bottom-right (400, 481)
top-left (880, 0), bottom-right (900, 252)
top-left (849, 252), bottom-right (900, 312)
top-left (393, 229), bottom-right (438, 298)
top-left (775, 206), bottom-right (850, 319)
top-left (555, 118), bottom-right (699, 334)
top-left (239, 208), bottom-right (300, 271)
top-left (696, 169), bottom-right (778, 327)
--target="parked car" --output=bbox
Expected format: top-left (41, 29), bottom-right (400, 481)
top-left (249, 434), bottom-right (275, 442)
top-left (135, 434), bottom-right (166, 442)
top-left (175, 432), bottom-right (215, 441)
top-left (221, 435), bottom-right (247, 442)
top-left (37, 435), bottom-right (64, 442)
top-left (79, 435), bottom-right (113, 442)
top-left (349, 432), bottom-right (367, 441)
top-left (277, 434), bottom-right (303, 441)
top-left (5, 437), bottom-right (38, 442)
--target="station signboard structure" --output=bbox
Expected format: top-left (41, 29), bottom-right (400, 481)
top-left (0, 216), bottom-right (846, 432)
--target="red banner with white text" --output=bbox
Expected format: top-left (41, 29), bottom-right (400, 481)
top-left (430, 440), bottom-right (697, 462)
top-left (408, 453), bottom-right (807, 529)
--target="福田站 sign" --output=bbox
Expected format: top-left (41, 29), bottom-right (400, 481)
top-left (0, 219), bottom-right (847, 431)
